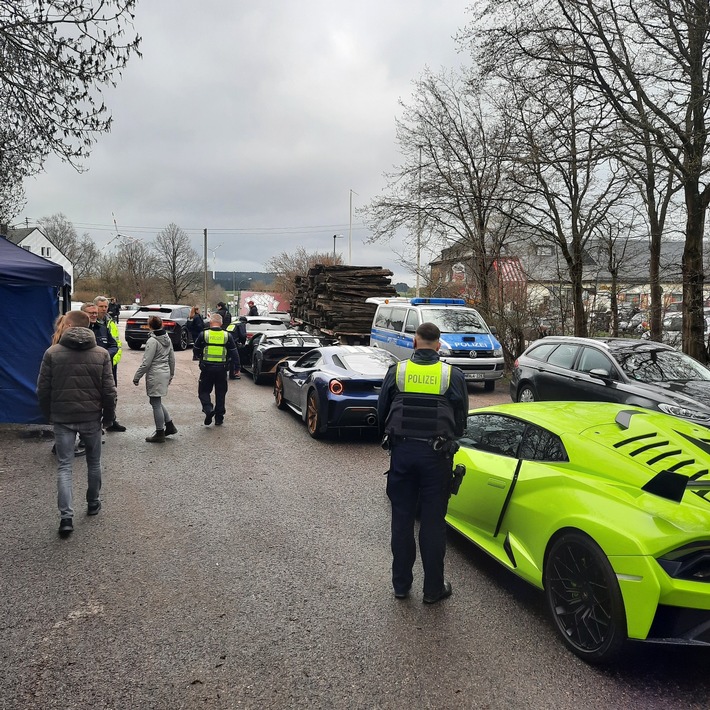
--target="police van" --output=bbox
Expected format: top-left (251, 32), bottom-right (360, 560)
top-left (366, 297), bottom-right (504, 390)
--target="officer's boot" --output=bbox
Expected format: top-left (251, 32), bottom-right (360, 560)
top-left (145, 429), bottom-right (166, 443)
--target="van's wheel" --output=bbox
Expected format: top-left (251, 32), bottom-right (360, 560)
top-left (544, 531), bottom-right (626, 664)
top-left (484, 380), bottom-right (495, 392)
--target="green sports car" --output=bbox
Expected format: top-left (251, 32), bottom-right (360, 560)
top-left (446, 401), bottom-right (710, 664)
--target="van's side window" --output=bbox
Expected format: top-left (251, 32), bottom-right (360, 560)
top-left (375, 307), bottom-right (392, 328)
top-left (389, 307), bottom-right (406, 332)
top-left (404, 309), bottom-right (418, 333)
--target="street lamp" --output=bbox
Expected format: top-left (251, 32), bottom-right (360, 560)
top-left (333, 233), bottom-right (343, 259)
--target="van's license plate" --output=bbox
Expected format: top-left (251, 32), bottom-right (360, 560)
top-left (464, 373), bottom-right (484, 380)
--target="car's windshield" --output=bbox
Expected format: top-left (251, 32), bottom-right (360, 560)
top-left (615, 348), bottom-right (710, 382)
top-left (419, 308), bottom-right (487, 334)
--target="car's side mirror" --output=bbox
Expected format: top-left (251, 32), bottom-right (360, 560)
top-left (589, 368), bottom-right (612, 382)
top-left (489, 326), bottom-right (497, 335)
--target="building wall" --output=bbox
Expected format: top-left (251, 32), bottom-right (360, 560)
top-left (17, 230), bottom-right (74, 290)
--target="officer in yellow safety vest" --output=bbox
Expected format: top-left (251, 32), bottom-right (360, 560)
top-left (377, 321), bottom-right (468, 604)
top-left (193, 313), bottom-right (240, 426)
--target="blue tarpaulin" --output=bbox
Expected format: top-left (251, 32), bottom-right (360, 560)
top-left (0, 237), bottom-right (71, 423)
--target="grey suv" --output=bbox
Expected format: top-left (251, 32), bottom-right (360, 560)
top-left (510, 336), bottom-right (710, 426)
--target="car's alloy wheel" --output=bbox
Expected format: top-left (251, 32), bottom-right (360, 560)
top-left (306, 391), bottom-right (324, 439)
top-left (174, 327), bottom-right (187, 351)
top-left (484, 380), bottom-right (495, 393)
top-left (518, 385), bottom-right (536, 402)
top-left (252, 360), bottom-right (263, 385)
top-left (274, 373), bottom-right (287, 410)
top-left (544, 531), bottom-right (626, 664)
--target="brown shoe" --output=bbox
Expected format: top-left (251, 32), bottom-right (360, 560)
top-left (146, 429), bottom-right (166, 443)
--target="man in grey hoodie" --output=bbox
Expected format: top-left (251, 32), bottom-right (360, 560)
top-left (37, 310), bottom-right (117, 536)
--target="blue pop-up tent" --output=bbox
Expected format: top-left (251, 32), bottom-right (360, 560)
top-left (0, 236), bottom-right (72, 423)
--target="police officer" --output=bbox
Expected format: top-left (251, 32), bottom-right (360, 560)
top-left (377, 321), bottom-right (468, 604)
top-left (226, 317), bottom-right (247, 380)
top-left (94, 295), bottom-right (126, 431)
top-left (193, 313), bottom-right (239, 426)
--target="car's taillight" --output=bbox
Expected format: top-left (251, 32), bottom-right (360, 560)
top-left (329, 379), bottom-right (344, 395)
top-left (126, 319), bottom-right (137, 325)
top-left (162, 320), bottom-right (177, 328)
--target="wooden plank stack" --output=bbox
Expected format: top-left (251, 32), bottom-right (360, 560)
top-left (292, 265), bottom-right (399, 335)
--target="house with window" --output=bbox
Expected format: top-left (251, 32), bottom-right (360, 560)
top-left (4, 226), bottom-right (74, 291)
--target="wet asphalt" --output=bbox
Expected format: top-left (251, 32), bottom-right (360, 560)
top-left (1, 341), bottom-right (709, 709)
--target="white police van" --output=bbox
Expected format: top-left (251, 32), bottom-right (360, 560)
top-left (366, 297), bottom-right (504, 391)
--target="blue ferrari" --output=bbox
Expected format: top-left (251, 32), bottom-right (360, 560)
top-left (273, 345), bottom-right (398, 438)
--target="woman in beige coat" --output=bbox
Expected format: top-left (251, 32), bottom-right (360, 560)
top-left (133, 316), bottom-right (177, 443)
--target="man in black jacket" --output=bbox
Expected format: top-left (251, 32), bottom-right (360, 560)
top-left (216, 301), bottom-right (232, 328)
top-left (37, 310), bottom-right (117, 536)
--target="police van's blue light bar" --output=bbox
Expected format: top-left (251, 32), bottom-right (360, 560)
top-left (410, 298), bottom-right (466, 306)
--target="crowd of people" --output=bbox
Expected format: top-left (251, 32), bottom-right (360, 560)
top-left (38, 297), bottom-right (459, 607)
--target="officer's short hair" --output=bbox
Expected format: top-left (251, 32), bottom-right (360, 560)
top-left (93, 296), bottom-right (109, 305)
top-left (416, 322), bottom-right (440, 344)
top-left (65, 310), bottom-right (90, 327)
top-left (210, 313), bottom-right (223, 325)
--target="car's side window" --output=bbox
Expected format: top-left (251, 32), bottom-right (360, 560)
top-left (526, 342), bottom-right (558, 362)
top-left (295, 350), bottom-right (322, 368)
top-left (459, 414), bottom-right (526, 458)
top-left (404, 309), bottom-right (419, 334)
top-left (519, 425), bottom-right (569, 462)
top-left (546, 344), bottom-right (580, 369)
top-left (389, 307), bottom-right (406, 332)
top-left (375, 307), bottom-right (391, 328)
top-left (576, 346), bottom-right (616, 377)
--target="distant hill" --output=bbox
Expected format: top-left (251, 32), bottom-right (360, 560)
top-left (213, 272), bottom-right (276, 290)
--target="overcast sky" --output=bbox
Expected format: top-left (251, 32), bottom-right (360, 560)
top-left (21, 1), bottom-right (472, 285)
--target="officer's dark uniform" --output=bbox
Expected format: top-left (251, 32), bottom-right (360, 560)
top-left (226, 319), bottom-right (247, 379)
top-left (193, 326), bottom-right (239, 424)
top-left (377, 348), bottom-right (468, 601)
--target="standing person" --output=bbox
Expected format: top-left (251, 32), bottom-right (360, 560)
top-left (247, 300), bottom-right (258, 316)
top-left (193, 313), bottom-right (239, 426)
top-left (132, 316), bottom-right (177, 443)
top-left (216, 301), bottom-right (232, 328)
top-left (108, 298), bottom-right (121, 323)
top-left (94, 295), bottom-right (127, 432)
top-left (377, 322), bottom-right (468, 604)
top-left (187, 306), bottom-right (205, 360)
top-left (226, 316), bottom-right (247, 380)
top-left (37, 310), bottom-right (116, 536)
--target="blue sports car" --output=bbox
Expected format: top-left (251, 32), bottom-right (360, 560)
top-left (273, 345), bottom-right (398, 438)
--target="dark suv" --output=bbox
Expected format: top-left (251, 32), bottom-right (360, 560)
top-left (125, 304), bottom-right (193, 351)
top-left (510, 336), bottom-right (710, 426)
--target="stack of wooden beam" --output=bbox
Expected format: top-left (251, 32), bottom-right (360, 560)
top-left (292, 265), bottom-right (398, 335)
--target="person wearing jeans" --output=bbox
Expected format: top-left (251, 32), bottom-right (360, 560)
top-left (37, 310), bottom-right (116, 536)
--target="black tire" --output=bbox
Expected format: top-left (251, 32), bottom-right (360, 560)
top-left (517, 384), bottom-right (537, 402)
top-left (544, 531), bottom-right (626, 664)
top-left (127, 339), bottom-right (142, 350)
top-left (174, 327), bottom-right (188, 351)
top-left (306, 390), bottom-right (325, 439)
top-left (274, 373), bottom-right (287, 410)
top-left (252, 359), bottom-right (263, 385)
top-left (484, 379), bottom-right (495, 393)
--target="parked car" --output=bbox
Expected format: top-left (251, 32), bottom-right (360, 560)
top-left (241, 330), bottom-right (335, 384)
top-left (661, 314), bottom-right (710, 349)
top-left (125, 304), bottom-right (193, 351)
top-left (267, 310), bottom-right (292, 327)
top-left (273, 345), bottom-right (397, 438)
top-left (510, 336), bottom-right (710, 426)
top-left (243, 316), bottom-right (289, 337)
top-left (448, 401), bottom-right (710, 663)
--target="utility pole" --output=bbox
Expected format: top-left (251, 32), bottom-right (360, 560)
top-left (348, 189), bottom-right (358, 265)
top-left (203, 228), bottom-right (208, 316)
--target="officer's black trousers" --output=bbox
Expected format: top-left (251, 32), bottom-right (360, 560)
top-left (386, 441), bottom-right (451, 598)
top-left (198, 366), bottom-right (229, 416)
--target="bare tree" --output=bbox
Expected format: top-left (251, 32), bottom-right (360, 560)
top-left (152, 223), bottom-right (202, 302)
top-left (0, 1), bottom-right (141, 212)
top-left (362, 69), bottom-right (515, 317)
top-left (116, 238), bottom-right (158, 304)
top-left (467, 0), bottom-right (710, 358)
top-left (39, 213), bottom-right (101, 283)
top-left (266, 247), bottom-right (342, 303)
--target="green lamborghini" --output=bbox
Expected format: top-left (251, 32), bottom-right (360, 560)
top-left (447, 401), bottom-right (710, 664)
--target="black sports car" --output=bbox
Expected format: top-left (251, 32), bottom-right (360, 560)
top-left (241, 330), bottom-right (335, 384)
top-left (125, 304), bottom-right (193, 351)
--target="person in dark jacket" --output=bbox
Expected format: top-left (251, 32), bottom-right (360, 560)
top-left (247, 300), bottom-right (259, 316)
top-left (226, 316), bottom-right (248, 379)
top-left (37, 310), bottom-right (117, 536)
top-left (193, 313), bottom-right (240, 426)
top-left (377, 322), bottom-right (468, 604)
top-left (188, 306), bottom-right (206, 360)
top-left (216, 301), bottom-right (232, 328)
